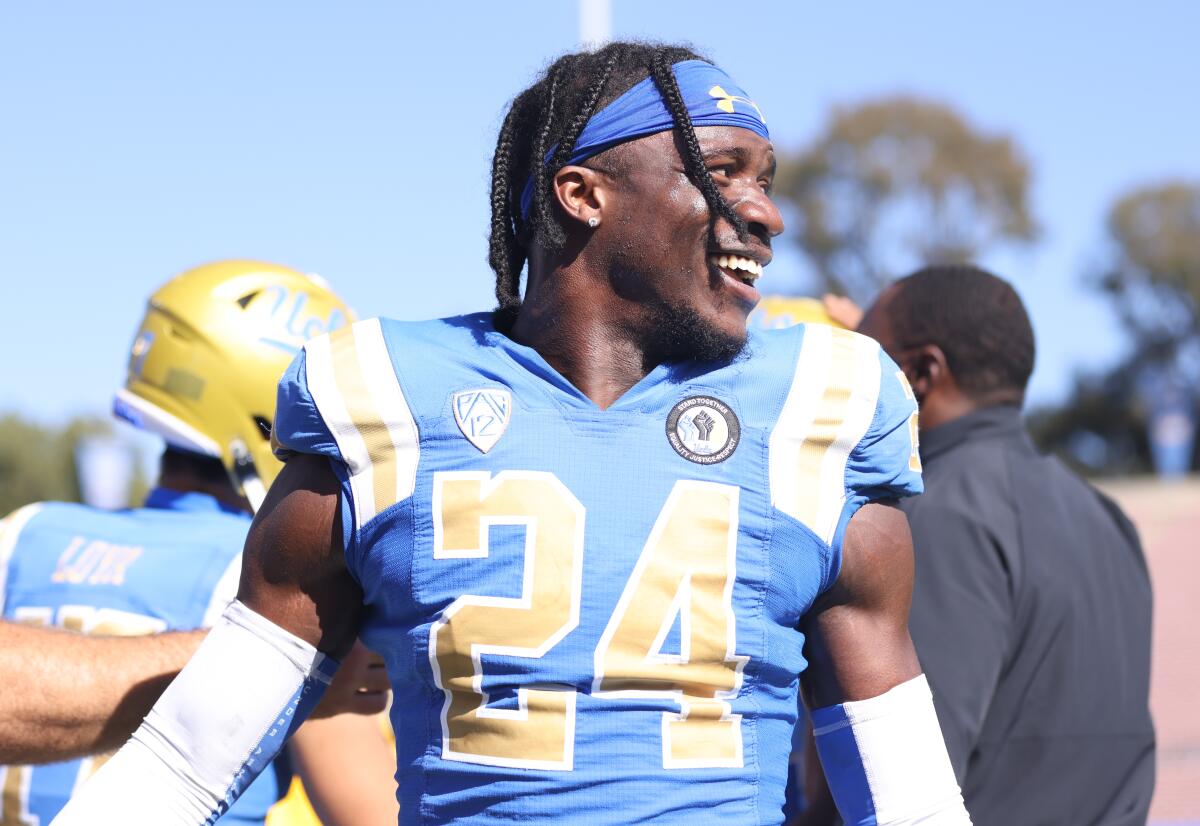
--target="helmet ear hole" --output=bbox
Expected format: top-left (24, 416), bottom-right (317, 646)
top-left (237, 291), bottom-right (259, 309)
top-left (253, 416), bottom-right (272, 440)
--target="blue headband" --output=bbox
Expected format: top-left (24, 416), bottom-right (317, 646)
top-left (519, 59), bottom-right (769, 219)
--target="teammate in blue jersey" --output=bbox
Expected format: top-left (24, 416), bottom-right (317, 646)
top-left (2, 260), bottom-right (395, 825)
top-left (57, 44), bottom-right (971, 825)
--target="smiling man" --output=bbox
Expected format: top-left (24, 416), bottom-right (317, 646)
top-left (55, 43), bottom-right (969, 825)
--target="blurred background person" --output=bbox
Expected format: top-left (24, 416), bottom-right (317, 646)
top-left (0, 260), bottom-right (397, 825)
top-left (848, 265), bottom-right (1154, 825)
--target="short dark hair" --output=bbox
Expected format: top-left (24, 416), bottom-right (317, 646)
top-left (887, 264), bottom-right (1035, 403)
top-left (488, 41), bottom-right (748, 330)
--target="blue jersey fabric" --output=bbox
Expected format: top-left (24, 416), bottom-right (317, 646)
top-left (0, 488), bottom-right (289, 825)
top-left (274, 313), bottom-right (921, 825)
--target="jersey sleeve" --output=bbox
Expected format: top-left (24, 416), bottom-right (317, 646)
top-left (271, 343), bottom-right (346, 465)
top-left (830, 343), bottom-right (923, 554)
top-left (768, 326), bottom-right (922, 589)
top-left (846, 346), bottom-right (923, 501)
top-left (271, 320), bottom-right (421, 571)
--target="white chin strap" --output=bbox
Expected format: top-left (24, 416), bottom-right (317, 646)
top-left (239, 475), bottom-right (266, 513)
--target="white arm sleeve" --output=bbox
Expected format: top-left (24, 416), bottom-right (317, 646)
top-left (51, 600), bottom-right (338, 826)
top-left (812, 674), bottom-right (971, 825)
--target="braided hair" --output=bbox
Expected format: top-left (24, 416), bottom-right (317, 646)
top-left (488, 41), bottom-right (748, 329)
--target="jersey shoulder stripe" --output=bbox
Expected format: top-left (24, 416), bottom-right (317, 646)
top-left (767, 324), bottom-right (921, 558)
top-left (275, 317), bottom-right (420, 528)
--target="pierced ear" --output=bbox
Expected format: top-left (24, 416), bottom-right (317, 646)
top-left (907, 344), bottom-right (948, 402)
top-left (552, 165), bottom-right (607, 228)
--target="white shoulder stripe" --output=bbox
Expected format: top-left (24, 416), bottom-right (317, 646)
top-left (812, 335), bottom-right (881, 543)
top-left (0, 503), bottom-right (44, 614)
top-left (304, 330), bottom-right (376, 525)
top-left (303, 319), bottom-right (419, 529)
top-left (768, 325), bottom-right (832, 525)
top-left (768, 326), bottom-right (882, 544)
top-left (353, 319), bottom-right (420, 506)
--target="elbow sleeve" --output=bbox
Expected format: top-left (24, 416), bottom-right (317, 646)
top-left (52, 600), bottom-right (338, 826)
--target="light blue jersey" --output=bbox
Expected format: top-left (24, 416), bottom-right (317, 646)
top-left (274, 313), bottom-right (922, 824)
top-left (0, 489), bottom-right (289, 825)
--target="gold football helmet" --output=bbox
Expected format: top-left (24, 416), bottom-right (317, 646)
top-left (115, 260), bottom-right (353, 511)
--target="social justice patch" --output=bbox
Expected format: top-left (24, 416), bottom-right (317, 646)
top-left (666, 395), bottom-right (740, 464)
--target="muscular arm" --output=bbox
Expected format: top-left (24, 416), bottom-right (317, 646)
top-left (797, 502), bottom-right (968, 826)
top-left (0, 623), bottom-right (202, 764)
top-left (800, 502), bottom-right (921, 708)
top-left (238, 453), bottom-right (364, 655)
top-left (52, 455), bottom-right (367, 824)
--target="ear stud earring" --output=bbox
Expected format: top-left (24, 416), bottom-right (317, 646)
top-left (587, 217), bottom-right (600, 228)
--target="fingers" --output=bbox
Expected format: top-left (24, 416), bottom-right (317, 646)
top-left (821, 293), bottom-right (864, 331)
top-left (310, 639), bottom-right (391, 719)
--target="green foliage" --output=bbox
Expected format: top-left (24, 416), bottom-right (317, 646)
top-left (777, 96), bottom-right (1037, 302)
top-left (0, 414), bottom-right (148, 515)
top-left (1098, 181), bottom-right (1200, 367)
top-left (1032, 181), bottom-right (1200, 476)
top-left (1026, 364), bottom-right (1154, 477)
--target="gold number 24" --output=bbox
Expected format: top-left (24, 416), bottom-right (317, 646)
top-left (429, 471), bottom-right (747, 772)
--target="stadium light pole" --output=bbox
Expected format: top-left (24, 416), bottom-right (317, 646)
top-left (579, 0), bottom-right (611, 47)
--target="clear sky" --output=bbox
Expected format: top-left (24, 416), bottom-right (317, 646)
top-left (3, 0), bottom-right (1198, 429)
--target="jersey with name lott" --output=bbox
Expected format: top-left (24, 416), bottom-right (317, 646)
top-left (0, 489), bottom-right (289, 826)
top-left (273, 313), bottom-right (922, 824)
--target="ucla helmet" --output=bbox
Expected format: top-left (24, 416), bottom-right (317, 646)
top-left (115, 260), bottom-right (353, 511)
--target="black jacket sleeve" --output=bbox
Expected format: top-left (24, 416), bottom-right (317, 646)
top-left (906, 503), bottom-right (1014, 782)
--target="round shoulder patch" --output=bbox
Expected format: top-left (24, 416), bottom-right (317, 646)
top-left (666, 395), bottom-right (740, 464)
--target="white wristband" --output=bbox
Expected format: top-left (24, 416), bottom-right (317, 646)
top-left (812, 674), bottom-right (970, 825)
top-left (52, 600), bottom-right (338, 825)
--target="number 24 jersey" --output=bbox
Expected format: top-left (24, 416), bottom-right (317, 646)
top-left (273, 313), bottom-right (921, 825)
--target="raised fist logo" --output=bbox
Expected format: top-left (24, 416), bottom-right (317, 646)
top-left (692, 410), bottom-right (716, 441)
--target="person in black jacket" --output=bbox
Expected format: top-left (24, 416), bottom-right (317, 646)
top-left (853, 264), bottom-right (1155, 826)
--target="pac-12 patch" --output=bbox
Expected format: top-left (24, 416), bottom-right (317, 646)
top-left (666, 395), bottom-right (740, 464)
top-left (453, 388), bottom-right (512, 454)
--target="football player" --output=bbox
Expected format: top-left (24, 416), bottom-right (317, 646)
top-left (56, 45), bottom-right (969, 825)
top-left (0, 261), bottom-right (396, 824)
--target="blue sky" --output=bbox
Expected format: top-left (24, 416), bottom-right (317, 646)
top-left (2, 1), bottom-right (1198, 430)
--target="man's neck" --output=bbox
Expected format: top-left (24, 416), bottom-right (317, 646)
top-left (509, 265), bottom-right (657, 410)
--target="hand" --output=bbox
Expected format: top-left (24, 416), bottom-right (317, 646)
top-left (821, 293), bottom-right (864, 331)
top-left (310, 639), bottom-right (390, 719)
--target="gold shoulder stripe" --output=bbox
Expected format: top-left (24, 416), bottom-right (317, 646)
top-left (768, 327), bottom-right (882, 544)
top-left (789, 328), bottom-right (859, 532)
top-left (304, 319), bottom-right (419, 528)
top-left (329, 324), bottom-right (398, 520)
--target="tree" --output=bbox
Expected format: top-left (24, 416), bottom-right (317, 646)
top-left (1028, 181), bottom-right (1200, 476)
top-left (777, 97), bottom-right (1037, 302)
top-left (1097, 181), bottom-right (1200, 375)
top-left (0, 415), bottom-right (148, 516)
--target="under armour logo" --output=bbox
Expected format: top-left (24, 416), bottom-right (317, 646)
top-left (709, 85), bottom-right (766, 124)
